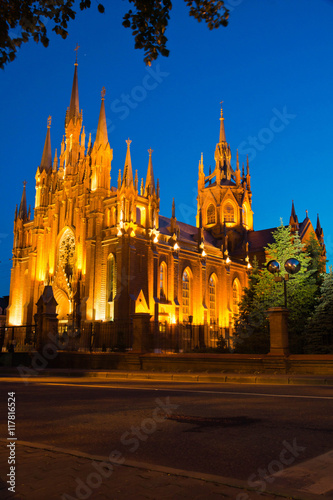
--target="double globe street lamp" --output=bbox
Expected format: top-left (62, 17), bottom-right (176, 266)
top-left (265, 258), bottom-right (301, 356)
top-left (267, 258), bottom-right (301, 308)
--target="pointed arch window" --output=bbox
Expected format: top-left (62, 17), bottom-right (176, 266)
top-left (182, 268), bottom-right (192, 321)
top-left (58, 229), bottom-right (75, 279)
top-left (232, 278), bottom-right (241, 317)
top-left (160, 262), bottom-right (167, 300)
top-left (207, 204), bottom-right (216, 225)
top-left (209, 274), bottom-right (217, 323)
top-left (224, 203), bottom-right (235, 223)
top-left (107, 253), bottom-right (117, 320)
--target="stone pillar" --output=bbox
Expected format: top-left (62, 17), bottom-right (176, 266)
top-left (132, 313), bottom-right (152, 352)
top-left (266, 307), bottom-right (289, 356)
top-left (35, 286), bottom-right (58, 351)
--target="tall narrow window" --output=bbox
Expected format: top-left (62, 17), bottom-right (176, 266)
top-left (160, 262), bottom-right (167, 300)
top-left (209, 275), bottom-right (217, 323)
top-left (232, 279), bottom-right (241, 317)
top-left (224, 203), bottom-right (235, 222)
top-left (242, 204), bottom-right (248, 228)
top-left (207, 204), bottom-right (216, 224)
top-left (182, 269), bottom-right (191, 321)
top-left (136, 207), bottom-right (141, 225)
top-left (107, 254), bottom-right (117, 320)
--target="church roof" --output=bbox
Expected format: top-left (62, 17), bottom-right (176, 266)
top-left (159, 215), bottom-right (217, 248)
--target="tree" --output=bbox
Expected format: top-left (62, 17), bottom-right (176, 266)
top-left (304, 268), bottom-right (333, 353)
top-left (233, 258), bottom-right (270, 354)
top-left (233, 222), bottom-right (321, 354)
top-left (0, 1), bottom-right (229, 69)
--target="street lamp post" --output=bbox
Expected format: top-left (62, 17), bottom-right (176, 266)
top-left (266, 258), bottom-right (301, 356)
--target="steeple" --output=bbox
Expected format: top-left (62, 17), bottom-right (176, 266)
top-left (94, 87), bottom-right (108, 147)
top-left (316, 214), bottom-right (324, 241)
top-left (18, 181), bottom-right (28, 220)
top-left (246, 156), bottom-right (251, 191)
top-left (122, 139), bottom-right (134, 187)
top-left (67, 49), bottom-right (80, 126)
top-left (40, 116), bottom-right (52, 172)
top-left (145, 149), bottom-right (155, 195)
top-left (235, 150), bottom-right (241, 186)
top-left (219, 102), bottom-right (226, 143)
top-left (289, 200), bottom-right (299, 232)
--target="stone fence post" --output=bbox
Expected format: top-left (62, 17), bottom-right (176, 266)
top-left (266, 307), bottom-right (289, 356)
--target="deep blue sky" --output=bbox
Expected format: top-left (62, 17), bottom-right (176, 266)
top-left (1, 0), bottom-right (333, 296)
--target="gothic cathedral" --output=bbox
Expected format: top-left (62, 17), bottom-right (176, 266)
top-left (7, 62), bottom-right (325, 340)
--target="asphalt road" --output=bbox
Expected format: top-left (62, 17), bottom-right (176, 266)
top-left (1, 377), bottom-right (333, 483)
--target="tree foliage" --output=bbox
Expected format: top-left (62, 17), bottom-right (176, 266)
top-left (0, 1), bottom-right (229, 69)
top-left (304, 268), bottom-right (333, 353)
top-left (233, 222), bottom-right (321, 354)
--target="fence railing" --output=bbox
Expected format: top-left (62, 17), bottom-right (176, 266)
top-left (152, 322), bottom-right (228, 353)
top-left (1, 320), bottom-right (229, 353)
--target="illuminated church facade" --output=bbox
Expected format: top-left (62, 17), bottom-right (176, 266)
top-left (7, 62), bottom-right (325, 338)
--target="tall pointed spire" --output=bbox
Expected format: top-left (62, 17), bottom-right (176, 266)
top-left (219, 101), bottom-right (226, 143)
top-left (40, 116), bottom-right (52, 172)
top-left (122, 139), bottom-right (134, 187)
top-left (145, 149), bottom-right (155, 195)
top-left (95, 87), bottom-right (108, 146)
top-left (18, 181), bottom-right (28, 220)
top-left (67, 46), bottom-right (80, 124)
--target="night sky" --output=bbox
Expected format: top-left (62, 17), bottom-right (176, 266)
top-left (0, 0), bottom-right (332, 297)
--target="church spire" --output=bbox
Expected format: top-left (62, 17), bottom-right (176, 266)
top-left (122, 139), bottom-right (134, 187)
top-left (40, 116), bottom-right (52, 172)
top-left (94, 87), bottom-right (108, 146)
top-left (289, 200), bottom-right (299, 232)
top-left (145, 149), bottom-right (155, 195)
top-left (18, 181), bottom-right (28, 220)
top-left (316, 213), bottom-right (324, 241)
top-left (219, 102), bottom-right (226, 143)
top-left (67, 48), bottom-right (80, 124)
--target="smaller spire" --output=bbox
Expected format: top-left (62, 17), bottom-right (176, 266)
top-left (290, 200), bottom-right (298, 222)
top-left (235, 150), bottom-right (241, 186)
top-left (18, 181), bottom-right (28, 220)
top-left (122, 139), bottom-right (134, 187)
top-left (94, 87), bottom-right (108, 147)
top-left (219, 101), bottom-right (226, 143)
top-left (135, 170), bottom-right (138, 191)
top-left (145, 148), bottom-right (155, 196)
top-left (117, 169), bottom-right (122, 189)
top-left (53, 148), bottom-right (58, 171)
top-left (246, 155), bottom-right (251, 190)
top-left (40, 116), bottom-right (52, 172)
top-left (289, 200), bottom-right (299, 232)
top-left (316, 213), bottom-right (324, 241)
top-left (172, 197), bottom-right (176, 218)
top-left (81, 126), bottom-right (86, 149)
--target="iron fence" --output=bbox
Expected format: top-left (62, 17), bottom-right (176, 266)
top-left (1, 320), bottom-right (229, 353)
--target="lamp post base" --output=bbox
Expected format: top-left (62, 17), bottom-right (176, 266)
top-left (266, 307), bottom-right (289, 356)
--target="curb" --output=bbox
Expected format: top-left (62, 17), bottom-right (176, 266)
top-left (1, 368), bottom-right (333, 385)
top-left (0, 439), bottom-right (324, 500)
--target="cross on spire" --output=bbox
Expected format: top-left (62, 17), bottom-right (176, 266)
top-left (101, 86), bottom-right (106, 100)
top-left (74, 43), bottom-right (80, 64)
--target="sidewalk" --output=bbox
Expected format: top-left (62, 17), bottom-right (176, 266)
top-left (1, 367), bottom-right (333, 385)
top-left (0, 440), bottom-right (325, 500)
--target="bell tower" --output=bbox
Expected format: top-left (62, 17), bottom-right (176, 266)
top-left (197, 104), bottom-right (253, 252)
